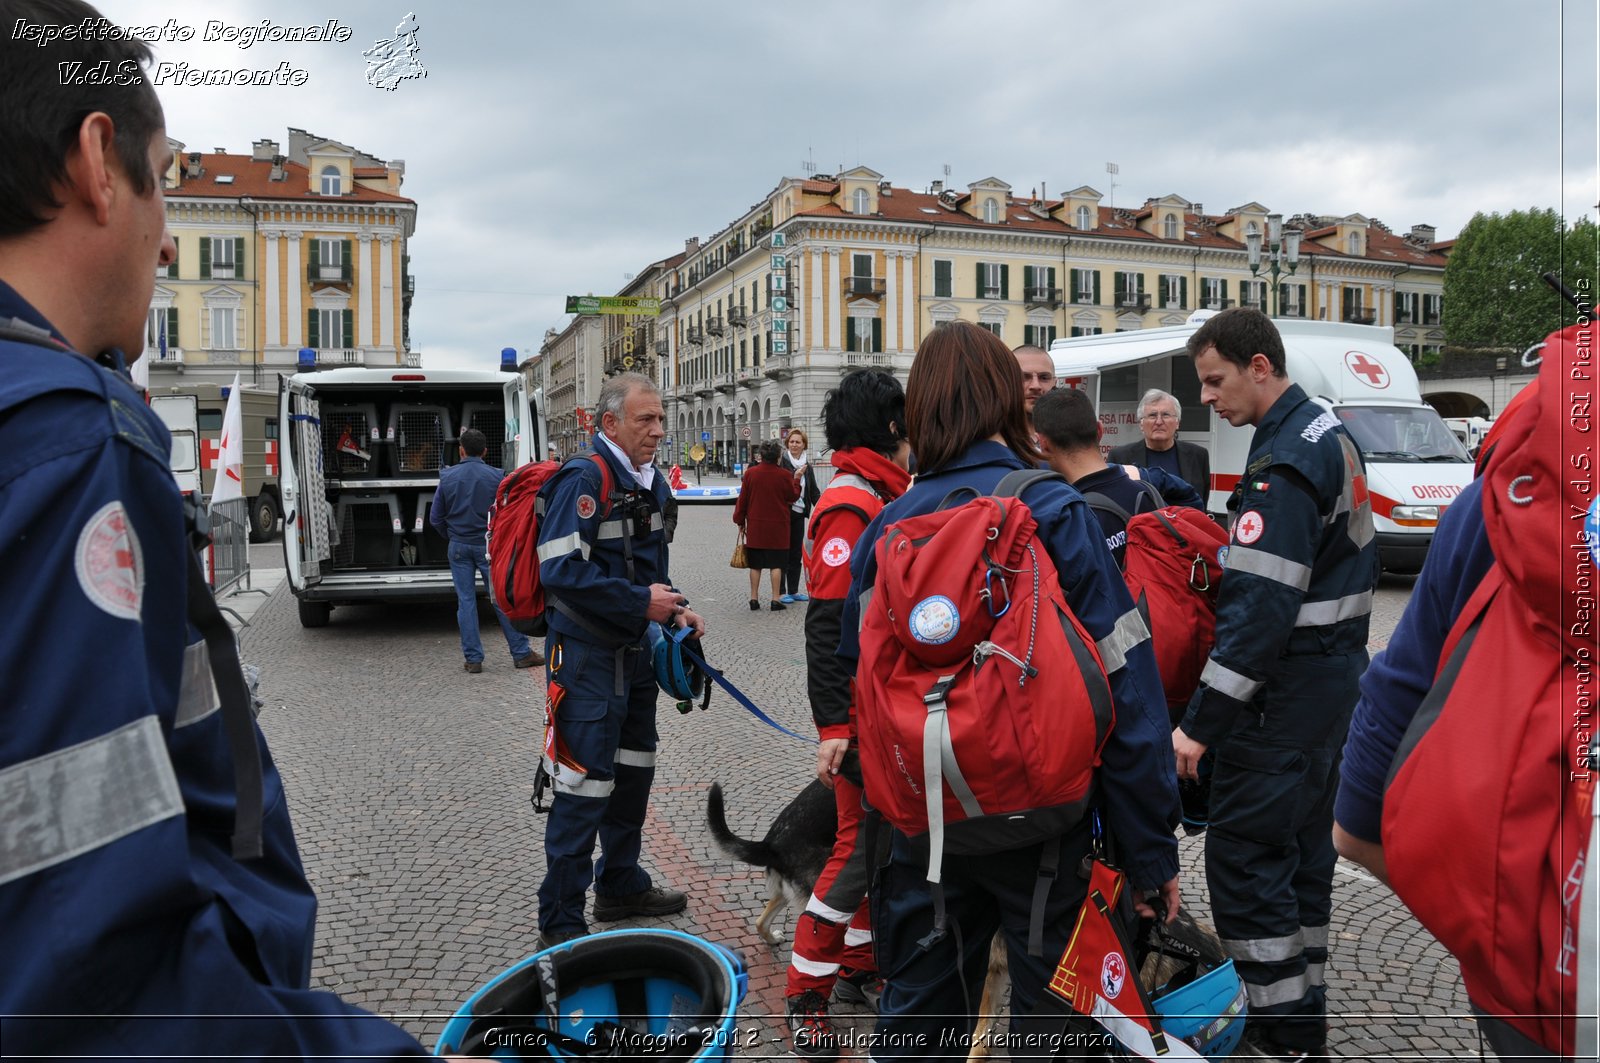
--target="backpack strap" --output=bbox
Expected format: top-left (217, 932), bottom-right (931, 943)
top-left (992, 467), bottom-right (1065, 499)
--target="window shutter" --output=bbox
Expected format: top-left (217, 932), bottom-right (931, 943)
top-left (1220, 278), bottom-right (1228, 303)
top-left (935, 260), bottom-right (951, 298)
top-left (1160, 275), bottom-right (1169, 307)
top-left (1278, 283), bottom-right (1288, 313)
top-left (1180, 277), bottom-right (1188, 308)
top-left (308, 239), bottom-right (320, 274)
top-left (1115, 272), bottom-right (1127, 304)
top-left (1023, 265), bottom-right (1034, 291)
top-left (872, 317), bottom-right (882, 354)
top-left (199, 238), bottom-right (211, 279)
top-left (168, 236), bottom-right (178, 278)
top-left (235, 238), bottom-right (245, 278)
top-left (1047, 267), bottom-right (1057, 291)
top-left (307, 309), bottom-right (319, 348)
top-left (1298, 285), bottom-right (1308, 315)
top-left (1070, 270), bottom-right (1080, 302)
top-left (343, 309), bottom-right (353, 347)
top-left (976, 262), bottom-right (985, 297)
top-left (1000, 264), bottom-right (1009, 300)
top-left (342, 240), bottom-right (353, 281)
top-left (1136, 274), bottom-right (1145, 299)
top-left (167, 307), bottom-right (179, 346)
top-left (1093, 271), bottom-right (1102, 306)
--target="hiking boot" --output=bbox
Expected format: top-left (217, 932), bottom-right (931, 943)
top-left (463, 660), bottom-right (483, 673)
top-left (785, 991), bottom-right (839, 1061)
top-left (514, 651), bottom-right (545, 668)
top-left (537, 926), bottom-right (587, 951)
top-left (592, 885), bottom-right (688, 921)
top-left (832, 967), bottom-right (882, 1011)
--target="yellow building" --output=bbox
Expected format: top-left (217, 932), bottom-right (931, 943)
top-left (147, 128), bottom-right (418, 388)
top-left (643, 169), bottom-right (1448, 463)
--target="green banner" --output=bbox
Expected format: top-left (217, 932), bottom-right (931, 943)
top-left (565, 296), bottom-right (661, 317)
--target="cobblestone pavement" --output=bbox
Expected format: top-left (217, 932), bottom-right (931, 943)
top-left (240, 508), bottom-right (1468, 1059)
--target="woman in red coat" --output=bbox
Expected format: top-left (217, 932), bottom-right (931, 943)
top-left (733, 440), bottom-right (801, 610)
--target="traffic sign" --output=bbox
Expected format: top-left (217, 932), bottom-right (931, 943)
top-left (701, 431), bottom-right (711, 442)
top-left (741, 426), bottom-right (751, 439)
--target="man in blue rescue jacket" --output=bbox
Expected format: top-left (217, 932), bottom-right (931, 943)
top-left (1172, 308), bottom-right (1379, 1060)
top-left (0, 2), bottom-right (434, 1056)
top-left (534, 372), bottom-right (705, 949)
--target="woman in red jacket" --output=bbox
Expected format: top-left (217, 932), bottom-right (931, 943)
top-left (733, 440), bottom-right (801, 610)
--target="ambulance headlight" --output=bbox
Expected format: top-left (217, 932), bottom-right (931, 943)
top-left (1390, 505), bottom-right (1439, 527)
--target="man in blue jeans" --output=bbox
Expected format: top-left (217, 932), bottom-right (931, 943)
top-left (430, 427), bottom-right (542, 673)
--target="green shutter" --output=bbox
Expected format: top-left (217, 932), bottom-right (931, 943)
top-left (234, 238), bottom-right (245, 279)
top-left (1023, 265), bottom-right (1033, 291)
top-left (1299, 285), bottom-right (1308, 315)
top-left (167, 236), bottom-right (177, 278)
top-left (976, 262), bottom-right (985, 297)
top-left (199, 238), bottom-right (210, 279)
top-left (1093, 271), bottom-right (1102, 306)
top-left (1180, 277), bottom-right (1188, 308)
top-left (1047, 267), bottom-right (1057, 291)
top-left (1115, 272), bottom-right (1127, 304)
top-left (1069, 270), bottom-right (1080, 302)
top-left (307, 309), bottom-right (319, 348)
top-left (342, 240), bottom-right (353, 281)
top-left (343, 309), bottom-right (353, 347)
top-left (308, 239), bottom-right (320, 276)
top-left (167, 307), bottom-right (179, 346)
top-left (1220, 278), bottom-right (1229, 303)
top-left (872, 318), bottom-right (882, 354)
top-left (1136, 274), bottom-right (1145, 299)
top-left (1000, 264), bottom-right (1009, 300)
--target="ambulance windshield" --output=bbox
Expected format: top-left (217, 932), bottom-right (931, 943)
top-left (1335, 406), bottom-right (1471, 463)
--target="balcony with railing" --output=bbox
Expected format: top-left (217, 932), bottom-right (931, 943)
top-left (727, 307), bottom-right (748, 328)
top-left (1116, 294), bottom-right (1152, 313)
top-left (1343, 307), bottom-right (1377, 325)
top-left (307, 263), bottom-right (353, 285)
top-left (686, 326), bottom-right (705, 345)
top-left (846, 276), bottom-right (886, 298)
top-left (764, 353), bottom-right (794, 379)
top-left (714, 371), bottom-right (738, 394)
top-left (1024, 286), bottom-right (1062, 308)
top-left (705, 316), bottom-right (725, 337)
top-left (403, 350), bottom-right (422, 367)
top-left (655, 339), bottom-right (670, 356)
top-left (842, 352), bottom-right (891, 371)
top-left (739, 365), bottom-right (762, 387)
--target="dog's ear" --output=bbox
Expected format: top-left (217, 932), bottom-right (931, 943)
top-left (839, 749), bottom-right (863, 788)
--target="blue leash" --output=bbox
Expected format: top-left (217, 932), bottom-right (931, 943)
top-left (668, 625), bottom-right (816, 745)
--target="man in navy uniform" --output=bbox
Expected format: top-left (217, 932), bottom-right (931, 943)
top-left (1172, 308), bottom-right (1378, 1060)
top-left (534, 372), bottom-right (705, 949)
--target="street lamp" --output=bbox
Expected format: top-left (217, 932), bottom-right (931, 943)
top-left (1245, 213), bottom-right (1302, 317)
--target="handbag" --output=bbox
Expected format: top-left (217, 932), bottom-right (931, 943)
top-left (729, 529), bottom-right (747, 569)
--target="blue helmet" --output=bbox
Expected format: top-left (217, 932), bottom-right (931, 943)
top-left (1151, 958), bottom-right (1247, 1057)
top-left (653, 622), bottom-right (708, 706)
top-left (436, 928), bottom-right (748, 1060)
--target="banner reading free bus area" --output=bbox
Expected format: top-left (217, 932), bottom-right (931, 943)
top-left (564, 296), bottom-right (661, 316)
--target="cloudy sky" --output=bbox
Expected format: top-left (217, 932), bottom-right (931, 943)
top-left (98, 0), bottom-right (1598, 370)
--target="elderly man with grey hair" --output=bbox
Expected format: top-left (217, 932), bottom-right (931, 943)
top-left (1108, 387), bottom-right (1212, 501)
top-left (532, 372), bottom-right (705, 949)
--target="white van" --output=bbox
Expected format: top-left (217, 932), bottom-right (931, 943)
top-left (279, 366), bottom-right (546, 627)
top-left (1050, 315), bottom-right (1473, 573)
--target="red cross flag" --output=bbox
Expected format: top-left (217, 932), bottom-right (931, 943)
top-left (210, 373), bottom-right (245, 508)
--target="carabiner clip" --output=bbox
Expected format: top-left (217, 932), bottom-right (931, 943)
top-left (1189, 554), bottom-right (1212, 592)
top-left (983, 566), bottom-right (1012, 619)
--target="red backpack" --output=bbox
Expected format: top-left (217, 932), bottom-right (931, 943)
top-left (1084, 470), bottom-right (1228, 721)
top-left (1381, 322), bottom-right (1597, 1057)
top-left (485, 452), bottom-right (613, 636)
top-left (855, 469), bottom-right (1116, 942)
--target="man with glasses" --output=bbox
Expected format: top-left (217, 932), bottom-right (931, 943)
top-left (1109, 388), bottom-right (1211, 502)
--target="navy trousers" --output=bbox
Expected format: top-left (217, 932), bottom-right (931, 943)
top-left (536, 632), bottom-right (658, 936)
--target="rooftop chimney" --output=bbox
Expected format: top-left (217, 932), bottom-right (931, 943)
top-left (251, 139), bottom-right (278, 161)
top-left (1408, 223), bottom-right (1437, 245)
top-left (930, 179), bottom-right (943, 195)
top-left (185, 151), bottom-right (202, 179)
top-left (269, 154), bottom-right (286, 182)
top-left (685, 236), bottom-right (700, 256)
top-left (385, 159), bottom-right (405, 192)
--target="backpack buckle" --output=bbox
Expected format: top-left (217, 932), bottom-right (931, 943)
top-left (923, 676), bottom-right (956, 706)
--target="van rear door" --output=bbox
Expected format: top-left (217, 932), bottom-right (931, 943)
top-left (149, 393), bottom-right (201, 495)
top-left (282, 378), bottom-right (331, 585)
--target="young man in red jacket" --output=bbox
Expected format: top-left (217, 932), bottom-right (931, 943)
top-left (785, 370), bottom-right (913, 1060)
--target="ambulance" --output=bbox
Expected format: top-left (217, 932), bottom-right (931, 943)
top-left (278, 356), bottom-right (546, 628)
top-left (1050, 314), bottom-right (1473, 573)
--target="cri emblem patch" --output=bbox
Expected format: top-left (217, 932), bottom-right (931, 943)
top-left (821, 536), bottom-right (851, 567)
top-left (1234, 510), bottom-right (1265, 545)
top-left (575, 495), bottom-right (597, 520)
top-left (75, 500), bottom-right (144, 619)
top-left (1100, 952), bottom-right (1127, 999)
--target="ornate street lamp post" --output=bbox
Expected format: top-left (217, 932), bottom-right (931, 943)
top-left (1245, 213), bottom-right (1302, 317)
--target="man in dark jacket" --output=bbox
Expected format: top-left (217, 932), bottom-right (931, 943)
top-left (1108, 388), bottom-right (1211, 502)
top-left (431, 427), bottom-right (541, 672)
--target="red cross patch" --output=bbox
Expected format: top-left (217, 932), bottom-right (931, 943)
top-left (75, 501), bottom-right (144, 620)
top-left (575, 495), bottom-right (596, 520)
top-left (1235, 510), bottom-right (1266, 545)
top-left (821, 536), bottom-right (851, 567)
top-left (1345, 350), bottom-right (1390, 389)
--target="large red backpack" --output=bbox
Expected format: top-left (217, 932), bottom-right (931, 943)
top-left (1381, 322), bottom-right (1597, 1057)
top-left (485, 452), bottom-right (613, 636)
top-left (855, 469), bottom-right (1116, 938)
top-left (1084, 470), bottom-right (1228, 721)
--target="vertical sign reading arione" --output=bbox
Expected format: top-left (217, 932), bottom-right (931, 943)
top-left (770, 232), bottom-right (789, 354)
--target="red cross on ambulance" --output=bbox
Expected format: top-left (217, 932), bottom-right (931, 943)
top-left (1344, 350), bottom-right (1390, 389)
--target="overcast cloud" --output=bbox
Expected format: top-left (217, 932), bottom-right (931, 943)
top-left (96, 0), bottom-right (1598, 370)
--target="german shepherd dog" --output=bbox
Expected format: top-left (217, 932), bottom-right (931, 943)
top-left (706, 779), bottom-right (837, 945)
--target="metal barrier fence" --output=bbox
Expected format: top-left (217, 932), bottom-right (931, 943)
top-left (207, 496), bottom-right (252, 597)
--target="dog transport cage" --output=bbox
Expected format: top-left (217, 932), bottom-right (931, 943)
top-left (321, 402), bottom-right (382, 479)
top-left (459, 400), bottom-right (508, 471)
top-left (386, 403), bottom-right (453, 476)
top-left (333, 490), bottom-right (402, 568)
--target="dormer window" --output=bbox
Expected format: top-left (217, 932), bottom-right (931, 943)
top-left (1076, 205), bottom-right (1091, 230)
top-left (1347, 232), bottom-right (1361, 255)
top-left (1245, 221), bottom-right (1259, 237)
top-left (851, 187), bottom-right (870, 215)
top-left (1163, 214), bottom-right (1179, 239)
top-left (983, 198), bottom-right (999, 224)
top-left (320, 165), bottom-right (341, 196)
